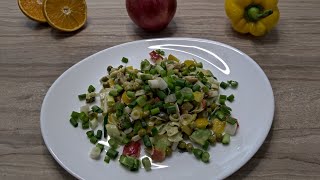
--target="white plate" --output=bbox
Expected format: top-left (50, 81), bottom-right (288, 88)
top-left (41, 38), bottom-right (274, 180)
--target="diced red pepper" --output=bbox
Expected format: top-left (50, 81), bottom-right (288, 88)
top-left (151, 148), bottom-right (166, 162)
top-left (149, 51), bottom-right (163, 62)
top-left (122, 141), bottom-right (141, 158)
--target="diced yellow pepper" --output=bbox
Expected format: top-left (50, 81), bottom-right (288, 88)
top-left (168, 54), bottom-right (180, 62)
top-left (184, 60), bottom-right (196, 67)
top-left (212, 118), bottom-right (226, 134)
top-left (108, 79), bottom-right (114, 87)
top-left (108, 113), bottom-right (117, 125)
top-left (193, 92), bottom-right (204, 102)
top-left (195, 118), bottom-right (209, 129)
top-left (121, 92), bottom-right (131, 105)
top-left (126, 66), bottom-right (133, 70)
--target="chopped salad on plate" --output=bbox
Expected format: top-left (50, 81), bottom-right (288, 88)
top-left (69, 50), bottom-right (239, 171)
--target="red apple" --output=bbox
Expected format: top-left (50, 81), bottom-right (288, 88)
top-left (126, 0), bottom-right (177, 32)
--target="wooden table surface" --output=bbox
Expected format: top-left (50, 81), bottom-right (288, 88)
top-left (1, 0), bottom-right (319, 179)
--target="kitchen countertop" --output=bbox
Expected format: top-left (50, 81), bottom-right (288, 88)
top-left (0, 0), bottom-right (319, 179)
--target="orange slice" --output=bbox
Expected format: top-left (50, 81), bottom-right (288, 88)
top-left (43, 0), bottom-right (87, 32)
top-left (18, 0), bottom-right (47, 23)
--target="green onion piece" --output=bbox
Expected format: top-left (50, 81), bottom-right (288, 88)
top-left (150, 108), bottom-right (160, 115)
top-left (88, 85), bottom-right (95, 93)
top-left (71, 111), bottom-right (79, 119)
top-left (184, 93), bottom-right (194, 101)
top-left (228, 80), bottom-right (238, 88)
top-left (151, 127), bottom-right (158, 136)
top-left (82, 122), bottom-right (89, 129)
top-left (219, 98), bottom-right (226, 105)
top-left (226, 117), bottom-right (237, 125)
top-left (122, 137), bottom-right (131, 144)
top-left (156, 49), bottom-right (165, 56)
top-left (175, 91), bottom-right (182, 99)
top-left (220, 95), bottom-right (227, 100)
top-left (144, 85), bottom-right (151, 92)
top-left (153, 101), bottom-right (164, 109)
top-left (193, 148), bottom-right (203, 159)
top-left (202, 141), bottom-right (210, 150)
top-left (156, 90), bottom-right (167, 100)
top-left (227, 94), bottom-right (235, 102)
top-left (176, 79), bottom-right (186, 87)
top-left (216, 111), bottom-right (225, 120)
top-left (196, 62), bottom-right (203, 68)
top-left (115, 84), bottom-right (124, 93)
top-left (91, 105), bottom-right (103, 113)
top-left (160, 70), bottom-right (167, 77)
top-left (140, 74), bottom-right (153, 81)
top-left (103, 115), bottom-right (108, 138)
top-left (122, 57), bottom-right (129, 63)
top-left (155, 65), bottom-right (164, 74)
top-left (201, 152), bottom-right (210, 163)
top-left (104, 155), bottom-right (111, 164)
top-left (167, 69), bottom-right (174, 76)
top-left (86, 130), bottom-right (94, 138)
top-left (202, 86), bottom-right (209, 93)
top-left (142, 135), bottom-right (152, 148)
top-left (176, 98), bottom-right (183, 105)
top-left (109, 89), bottom-right (119, 97)
top-left (133, 120), bottom-right (142, 134)
top-left (108, 138), bottom-right (118, 148)
top-left (188, 65), bottom-right (196, 72)
top-left (142, 157), bottom-right (152, 171)
top-left (149, 68), bottom-right (157, 75)
top-left (192, 84), bottom-right (201, 92)
top-left (69, 118), bottom-right (78, 127)
top-left (96, 130), bottom-right (102, 140)
top-left (141, 120), bottom-right (147, 128)
top-left (96, 143), bottom-right (104, 152)
top-left (128, 100), bottom-right (137, 109)
top-left (181, 125), bottom-right (193, 136)
top-left (222, 134), bottom-right (230, 144)
top-left (79, 112), bottom-right (89, 123)
top-left (220, 82), bottom-right (229, 89)
top-left (166, 105), bottom-right (177, 114)
top-left (107, 148), bottom-right (119, 159)
top-left (78, 94), bottom-right (86, 101)
top-left (126, 91), bottom-right (135, 98)
top-left (90, 136), bottom-right (98, 144)
top-left (175, 86), bottom-right (181, 92)
top-left (136, 95), bottom-right (147, 107)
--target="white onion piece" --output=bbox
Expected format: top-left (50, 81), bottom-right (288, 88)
top-left (90, 118), bottom-right (98, 130)
top-left (171, 142), bottom-right (178, 151)
top-left (90, 147), bottom-right (101, 159)
top-left (132, 135), bottom-right (141, 142)
top-left (165, 94), bottom-right (176, 103)
top-left (158, 78), bottom-right (168, 90)
top-left (80, 105), bottom-right (90, 115)
top-left (224, 122), bottom-right (238, 136)
top-left (124, 127), bottom-right (133, 134)
top-left (124, 106), bottom-right (132, 114)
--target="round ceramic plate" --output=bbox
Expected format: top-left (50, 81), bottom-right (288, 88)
top-left (41, 38), bottom-right (274, 180)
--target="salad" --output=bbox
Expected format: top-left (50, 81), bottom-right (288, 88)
top-left (69, 50), bottom-right (239, 171)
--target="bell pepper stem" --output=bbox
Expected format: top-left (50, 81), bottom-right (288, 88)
top-left (247, 7), bottom-right (273, 22)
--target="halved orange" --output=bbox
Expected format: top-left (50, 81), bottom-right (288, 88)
top-left (18, 0), bottom-right (47, 23)
top-left (43, 0), bottom-right (87, 32)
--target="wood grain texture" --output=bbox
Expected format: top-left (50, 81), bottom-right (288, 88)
top-left (0, 0), bottom-right (320, 179)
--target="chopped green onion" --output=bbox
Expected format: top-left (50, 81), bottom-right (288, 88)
top-left (188, 65), bottom-right (196, 72)
top-left (69, 118), bottom-right (78, 127)
top-left (107, 148), bottom-right (119, 159)
top-left (150, 107), bottom-right (160, 115)
top-left (201, 152), bottom-right (210, 163)
top-left (196, 62), bottom-right (203, 68)
top-left (192, 84), bottom-right (201, 92)
top-left (78, 94), bottom-right (86, 101)
top-left (126, 91), bottom-right (135, 98)
top-left (122, 137), bottom-right (131, 144)
top-left (220, 82), bottom-right (229, 89)
top-left (202, 141), bottom-right (210, 150)
top-left (108, 138), bottom-right (118, 148)
top-left (160, 70), bottom-right (167, 77)
top-left (183, 93), bottom-right (194, 101)
top-left (227, 94), bottom-right (235, 102)
top-left (133, 120), bottom-right (142, 134)
top-left (144, 85), bottom-right (151, 92)
top-left (142, 135), bottom-right (152, 148)
top-left (86, 130), bottom-right (94, 138)
top-left (156, 90), bottom-right (167, 100)
top-left (149, 68), bottom-right (157, 75)
top-left (219, 98), bottom-right (226, 105)
top-left (96, 130), bottom-right (102, 139)
top-left (226, 117), bottom-right (237, 125)
top-left (216, 110), bottom-right (225, 120)
top-left (151, 127), bottom-right (158, 136)
top-left (222, 134), bottom-right (230, 144)
top-left (104, 155), bottom-right (111, 164)
top-left (193, 148), bottom-right (203, 159)
top-left (220, 95), bottom-right (227, 100)
top-left (88, 85), bottom-right (95, 93)
top-left (136, 95), bottom-right (147, 107)
top-left (166, 105), bottom-right (177, 114)
top-left (71, 111), bottom-right (79, 119)
top-left (142, 157), bottom-right (152, 171)
top-left (96, 143), bottom-right (104, 152)
top-left (79, 112), bottom-right (89, 123)
top-left (176, 79), bottom-right (185, 87)
top-left (115, 84), bottom-right (124, 93)
top-left (91, 105), bottom-right (103, 113)
top-left (202, 86), bottom-right (209, 93)
top-left (109, 89), bottom-right (119, 97)
top-left (228, 80), bottom-right (238, 88)
top-left (156, 49), bottom-right (165, 56)
top-left (90, 136), bottom-right (98, 144)
top-left (82, 122), bottom-right (89, 129)
top-left (128, 100), bottom-right (137, 108)
top-left (175, 86), bottom-right (181, 92)
top-left (122, 57), bottom-right (129, 63)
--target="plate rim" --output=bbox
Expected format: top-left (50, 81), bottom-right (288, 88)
top-left (40, 37), bottom-right (275, 180)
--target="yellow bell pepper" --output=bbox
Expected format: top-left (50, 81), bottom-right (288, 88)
top-left (195, 118), bottom-right (209, 129)
top-left (193, 92), bottom-right (204, 103)
top-left (212, 118), bottom-right (226, 134)
top-left (225, 0), bottom-right (280, 36)
top-left (184, 60), bottom-right (195, 67)
top-left (168, 54), bottom-right (180, 62)
top-left (121, 92), bottom-right (132, 105)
